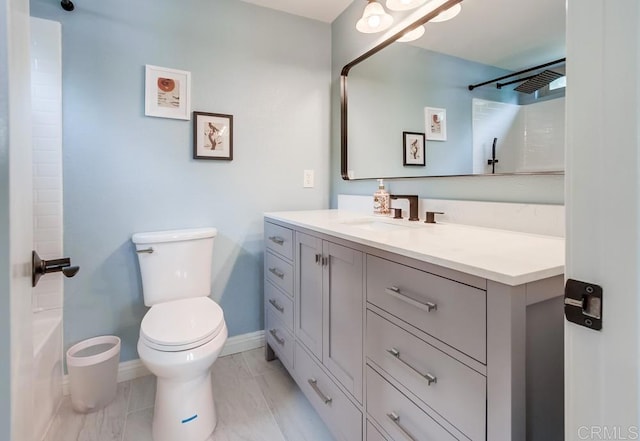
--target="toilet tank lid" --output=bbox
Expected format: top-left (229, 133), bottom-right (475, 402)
top-left (132, 227), bottom-right (217, 244)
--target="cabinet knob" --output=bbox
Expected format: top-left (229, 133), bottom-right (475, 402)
top-left (268, 298), bottom-right (285, 313)
top-left (387, 347), bottom-right (437, 386)
top-left (308, 378), bottom-right (332, 405)
top-left (385, 287), bottom-right (437, 312)
top-left (269, 329), bottom-right (285, 346)
top-left (269, 236), bottom-right (285, 245)
top-left (387, 412), bottom-right (419, 441)
top-left (268, 267), bottom-right (285, 279)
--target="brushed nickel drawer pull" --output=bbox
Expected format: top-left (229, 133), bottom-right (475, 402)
top-left (268, 236), bottom-right (285, 245)
top-left (387, 347), bottom-right (438, 386)
top-left (315, 253), bottom-right (322, 264)
top-left (269, 329), bottom-right (285, 346)
top-left (269, 267), bottom-right (285, 279)
top-left (268, 298), bottom-right (285, 313)
top-left (136, 247), bottom-right (154, 254)
top-left (387, 412), bottom-right (418, 441)
top-left (385, 286), bottom-right (438, 312)
top-left (308, 378), bottom-right (332, 404)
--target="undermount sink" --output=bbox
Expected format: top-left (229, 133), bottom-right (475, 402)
top-left (339, 218), bottom-right (415, 232)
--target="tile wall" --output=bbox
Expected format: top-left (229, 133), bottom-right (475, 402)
top-left (31, 17), bottom-right (63, 311)
top-left (472, 97), bottom-right (565, 174)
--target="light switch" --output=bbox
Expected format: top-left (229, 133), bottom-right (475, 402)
top-left (303, 170), bottom-right (314, 188)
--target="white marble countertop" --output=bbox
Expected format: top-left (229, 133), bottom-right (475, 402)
top-left (265, 209), bottom-right (565, 286)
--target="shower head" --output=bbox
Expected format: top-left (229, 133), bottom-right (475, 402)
top-left (61, 0), bottom-right (74, 11)
top-left (513, 70), bottom-right (564, 94)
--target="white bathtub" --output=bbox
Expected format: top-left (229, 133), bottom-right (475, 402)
top-left (33, 309), bottom-right (63, 441)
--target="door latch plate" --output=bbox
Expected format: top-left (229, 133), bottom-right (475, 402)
top-left (564, 278), bottom-right (602, 330)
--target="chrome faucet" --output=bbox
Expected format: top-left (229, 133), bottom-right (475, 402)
top-left (390, 195), bottom-right (420, 221)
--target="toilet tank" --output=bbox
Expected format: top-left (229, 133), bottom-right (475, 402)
top-left (132, 227), bottom-right (217, 306)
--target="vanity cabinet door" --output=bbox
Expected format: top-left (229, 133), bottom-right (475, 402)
top-left (295, 232), bottom-right (324, 360)
top-left (323, 241), bottom-right (363, 403)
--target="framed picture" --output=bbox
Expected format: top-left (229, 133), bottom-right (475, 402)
top-left (193, 112), bottom-right (233, 160)
top-left (145, 65), bottom-right (191, 120)
top-left (403, 131), bottom-right (426, 166)
top-left (425, 107), bottom-right (447, 141)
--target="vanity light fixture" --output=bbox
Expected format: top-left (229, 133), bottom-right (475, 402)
top-left (397, 25), bottom-right (425, 42)
top-left (356, 0), bottom-right (394, 33)
top-left (430, 2), bottom-right (462, 22)
top-left (386, 0), bottom-right (428, 11)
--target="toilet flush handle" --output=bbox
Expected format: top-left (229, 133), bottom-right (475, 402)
top-left (136, 247), bottom-right (154, 254)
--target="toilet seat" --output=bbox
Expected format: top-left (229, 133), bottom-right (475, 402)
top-left (140, 297), bottom-right (225, 352)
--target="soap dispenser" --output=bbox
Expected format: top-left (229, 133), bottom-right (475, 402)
top-left (373, 179), bottom-right (390, 215)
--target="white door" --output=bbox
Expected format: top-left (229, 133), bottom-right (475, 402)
top-left (2, 0), bottom-right (34, 439)
top-left (565, 0), bottom-right (639, 439)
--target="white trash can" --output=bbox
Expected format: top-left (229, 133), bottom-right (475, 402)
top-left (66, 335), bottom-right (121, 413)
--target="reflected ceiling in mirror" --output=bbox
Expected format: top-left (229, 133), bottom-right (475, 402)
top-left (341, 0), bottom-right (566, 180)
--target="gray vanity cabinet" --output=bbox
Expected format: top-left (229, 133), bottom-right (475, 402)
top-left (264, 216), bottom-right (564, 441)
top-left (264, 223), bottom-right (364, 441)
top-left (295, 231), bottom-right (364, 402)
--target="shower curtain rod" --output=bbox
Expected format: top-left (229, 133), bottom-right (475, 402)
top-left (468, 57), bottom-right (566, 91)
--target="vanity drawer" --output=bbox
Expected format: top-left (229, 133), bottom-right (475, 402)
top-left (366, 310), bottom-right (486, 440)
top-left (366, 255), bottom-right (487, 363)
top-left (367, 421), bottom-right (389, 441)
top-left (294, 342), bottom-right (362, 441)
top-left (265, 251), bottom-right (294, 296)
top-left (265, 281), bottom-right (293, 331)
top-left (367, 366), bottom-right (458, 441)
top-left (266, 308), bottom-right (294, 371)
top-left (265, 222), bottom-right (293, 260)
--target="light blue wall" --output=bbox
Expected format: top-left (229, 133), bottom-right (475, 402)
top-left (30, 0), bottom-right (331, 362)
top-left (330, 1), bottom-right (564, 206)
top-left (0, 0), bottom-right (12, 435)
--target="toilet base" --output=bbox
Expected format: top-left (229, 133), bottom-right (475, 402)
top-left (152, 372), bottom-right (216, 441)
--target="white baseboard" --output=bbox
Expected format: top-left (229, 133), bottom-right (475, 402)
top-left (62, 330), bottom-right (265, 396)
top-left (219, 330), bottom-right (265, 357)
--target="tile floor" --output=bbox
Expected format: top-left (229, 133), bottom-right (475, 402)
top-left (44, 348), bottom-right (336, 441)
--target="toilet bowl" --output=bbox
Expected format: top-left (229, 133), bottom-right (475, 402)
top-left (138, 297), bottom-right (227, 441)
top-left (132, 228), bottom-right (227, 441)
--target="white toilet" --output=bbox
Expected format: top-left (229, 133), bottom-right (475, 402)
top-left (132, 227), bottom-right (227, 441)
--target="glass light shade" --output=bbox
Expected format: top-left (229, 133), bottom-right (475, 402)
top-left (430, 3), bottom-right (462, 22)
top-left (356, 1), bottom-right (394, 33)
top-left (397, 25), bottom-right (425, 42)
top-left (386, 0), bottom-right (428, 11)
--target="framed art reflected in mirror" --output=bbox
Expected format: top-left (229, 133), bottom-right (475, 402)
top-left (403, 131), bottom-right (425, 166)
